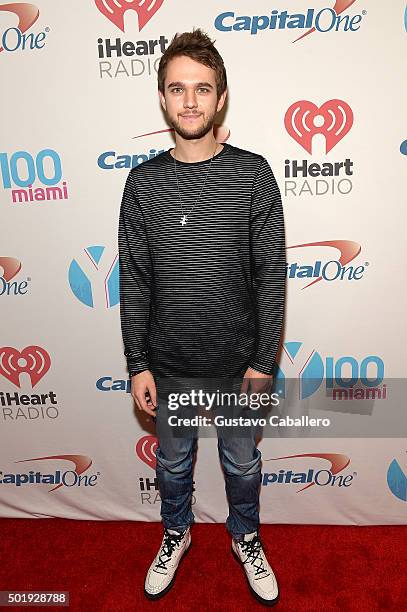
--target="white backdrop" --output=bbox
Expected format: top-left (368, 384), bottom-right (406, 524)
top-left (1, 1), bottom-right (406, 524)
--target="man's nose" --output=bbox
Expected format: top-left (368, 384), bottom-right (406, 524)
top-left (183, 89), bottom-right (198, 108)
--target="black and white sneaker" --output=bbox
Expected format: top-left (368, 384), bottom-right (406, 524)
top-left (232, 531), bottom-right (279, 606)
top-left (144, 526), bottom-right (191, 600)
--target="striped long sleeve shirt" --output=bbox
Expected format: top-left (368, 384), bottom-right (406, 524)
top-left (118, 142), bottom-right (286, 378)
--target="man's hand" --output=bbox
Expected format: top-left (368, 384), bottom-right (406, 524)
top-left (131, 370), bottom-right (158, 417)
top-left (240, 366), bottom-right (273, 396)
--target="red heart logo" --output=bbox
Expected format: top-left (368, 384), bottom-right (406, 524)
top-left (0, 346), bottom-right (51, 388)
top-left (94, 0), bottom-right (164, 32)
top-left (285, 99), bottom-right (353, 154)
top-left (135, 435), bottom-right (158, 469)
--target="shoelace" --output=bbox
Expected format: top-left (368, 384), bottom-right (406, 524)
top-left (154, 529), bottom-right (185, 573)
top-left (239, 536), bottom-right (270, 578)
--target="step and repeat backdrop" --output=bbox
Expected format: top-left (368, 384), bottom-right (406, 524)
top-left (1, 1), bottom-right (406, 524)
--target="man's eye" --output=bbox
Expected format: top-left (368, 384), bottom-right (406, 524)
top-left (171, 88), bottom-right (182, 93)
top-left (198, 88), bottom-right (209, 93)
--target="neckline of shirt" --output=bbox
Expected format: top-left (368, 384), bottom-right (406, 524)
top-left (165, 142), bottom-right (230, 166)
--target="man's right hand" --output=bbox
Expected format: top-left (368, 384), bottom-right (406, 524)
top-left (131, 370), bottom-right (158, 417)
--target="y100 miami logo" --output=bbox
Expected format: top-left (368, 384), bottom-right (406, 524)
top-left (0, 345), bottom-right (60, 421)
top-left (214, 3), bottom-right (366, 42)
top-left (0, 2), bottom-right (49, 53)
top-left (262, 453), bottom-right (356, 492)
top-left (0, 454), bottom-right (99, 492)
top-left (69, 246), bottom-right (119, 309)
top-left (284, 99), bottom-right (354, 198)
top-left (387, 452), bottom-right (407, 502)
top-left (286, 240), bottom-right (368, 289)
top-left (0, 149), bottom-right (69, 204)
top-left (94, 0), bottom-right (168, 79)
top-left (276, 341), bottom-right (386, 401)
top-left (0, 257), bottom-right (31, 296)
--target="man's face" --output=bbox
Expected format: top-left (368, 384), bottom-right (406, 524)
top-left (159, 55), bottom-right (227, 140)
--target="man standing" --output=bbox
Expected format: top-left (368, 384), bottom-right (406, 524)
top-left (118, 28), bottom-right (286, 606)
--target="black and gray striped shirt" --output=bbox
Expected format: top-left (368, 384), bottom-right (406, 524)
top-left (118, 142), bottom-right (286, 378)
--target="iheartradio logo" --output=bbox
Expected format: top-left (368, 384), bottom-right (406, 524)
top-left (94, 0), bottom-right (164, 32)
top-left (285, 99), bottom-right (353, 154)
top-left (135, 435), bottom-right (157, 470)
top-left (0, 346), bottom-right (51, 388)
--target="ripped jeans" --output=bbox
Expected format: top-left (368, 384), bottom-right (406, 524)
top-left (152, 377), bottom-right (262, 540)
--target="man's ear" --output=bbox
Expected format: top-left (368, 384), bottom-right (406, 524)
top-left (216, 87), bottom-right (228, 113)
top-left (158, 89), bottom-right (167, 112)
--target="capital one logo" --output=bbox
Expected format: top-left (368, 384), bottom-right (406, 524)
top-left (69, 246), bottom-right (119, 309)
top-left (102, 124), bottom-right (231, 171)
top-left (132, 124), bottom-right (231, 143)
top-left (0, 256), bottom-right (21, 281)
top-left (135, 435), bottom-right (157, 469)
top-left (0, 2), bottom-right (49, 53)
top-left (285, 99), bottom-right (354, 154)
top-left (2, 454), bottom-right (94, 492)
top-left (275, 341), bottom-right (384, 399)
top-left (0, 256), bottom-right (30, 296)
top-left (387, 453), bottom-right (407, 502)
top-left (263, 452), bottom-right (352, 492)
top-left (286, 239), bottom-right (366, 290)
top-left (214, 2), bottom-right (365, 41)
top-left (94, 0), bottom-right (164, 32)
top-left (0, 345), bottom-right (51, 388)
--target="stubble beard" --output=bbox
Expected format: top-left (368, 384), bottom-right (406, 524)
top-left (170, 109), bottom-right (217, 141)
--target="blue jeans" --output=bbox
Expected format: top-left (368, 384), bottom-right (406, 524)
top-left (153, 378), bottom-right (262, 540)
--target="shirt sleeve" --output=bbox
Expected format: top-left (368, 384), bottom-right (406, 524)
top-left (248, 157), bottom-right (286, 376)
top-left (118, 169), bottom-right (152, 377)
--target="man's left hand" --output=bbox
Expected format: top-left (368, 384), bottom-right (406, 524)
top-left (240, 367), bottom-right (273, 395)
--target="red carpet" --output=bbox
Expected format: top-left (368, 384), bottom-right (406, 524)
top-left (1, 519), bottom-right (406, 611)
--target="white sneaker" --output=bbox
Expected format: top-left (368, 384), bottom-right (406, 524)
top-left (232, 531), bottom-right (279, 606)
top-left (144, 527), bottom-right (191, 600)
